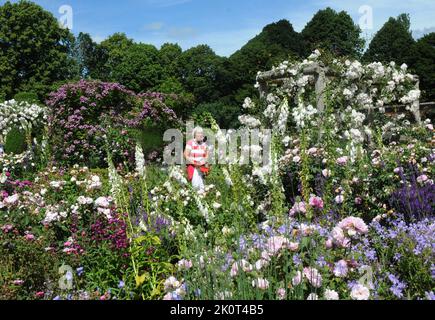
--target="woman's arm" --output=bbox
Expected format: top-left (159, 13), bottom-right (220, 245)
top-left (184, 148), bottom-right (193, 164)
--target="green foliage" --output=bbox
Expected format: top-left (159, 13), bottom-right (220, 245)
top-left (110, 43), bottom-right (163, 93)
top-left (72, 32), bottom-right (107, 79)
top-left (4, 127), bottom-right (27, 155)
top-left (229, 20), bottom-right (303, 103)
top-left (159, 43), bottom-right (183, 79)
top-left (97, 33), bottom-right (135, 81)
top-left (132, 127), bottom-right (165, 155)
top-left (363, 14), bottom-right (415, 65)
top-left (192, 101), bottom-right (242, 129)
top-left (301, 7), bottom-right (365, 58)
top-left (410, 33), bottom-right (435, 101)
top-left (0, 0), bottom-right (77, 100)
top-left (178, 45), bottom-right (229, 104)
top-left (13, 92), bottom-right (40, 104)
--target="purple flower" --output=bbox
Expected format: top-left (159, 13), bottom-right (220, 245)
top-left (388, 274), bottom-right (407, 299)
top-left (333, 260), bottom-right (349, 278)
top-left (76, 267), bottom-right (84, 276)
top-left (425, 291), bottom-right (435, 300)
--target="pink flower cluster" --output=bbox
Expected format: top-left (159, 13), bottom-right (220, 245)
top-left (327, 217), bottom-right (369, 249)
top-left (309, 195), bottom-right (324, 210)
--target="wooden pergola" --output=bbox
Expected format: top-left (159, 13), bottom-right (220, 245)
top-left (256, 62), bottom-right (424, 125)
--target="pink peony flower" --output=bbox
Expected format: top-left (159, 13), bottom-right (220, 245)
top-left (288, 242), bottom-right (299, 252)
top-left (177, 259), bottom-right (193, 270)
top-left (336, 156), bottom-right (349, 166)
top-left (309, 195), bottom-right (324, 209)
top-left (338, 217), bottom-right (369, 237)
top-left (24, 233), bottom-right (35, 241)
top-left (12, 280), bottom-right (24, 286)
top-left (265, 236), bottom-right (289, 255)
top-left (289, 201), bottom-right (307, 216)
top-left (303, 267), bottom-right (322, 288)
top-left (252, 278), bottom-right (269, 290)
top-left (230, 262), bottom-right (239, 277)
top-left (255, 259), bottom-right (269, 271)
top-left (417, 175), bottom-right (429, 185)
top-left (3, 194), bottom-right (19, 206)
top-left (277, 288), bottom-right (286, 300)
top-left (292, 271), bottom-right (303, 286)
top-left (322, 169), bottom-right (331, 178)
top-left (1, 224), bottom-right (14, 233)
top-left (331, 226), bottom-right (351, 248)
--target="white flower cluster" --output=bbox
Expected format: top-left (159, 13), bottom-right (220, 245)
top-left (276, 98), bottom-right (289, 135)
top-left (238, 115), bottom-right (261, 129)
top-left (42, 205), bottom-right (68, 225)
top-left (344, 60), bottom-right (364, 80)
top-left (400, 89), bottom-right (421, 104)
top-left (169, 166), bottom-right (188, 185)
top-left (86, 175), bottom-right (102, 191)
top-left (292, 104), bottom-right (318, 129)
top-left (0, 99), bottom-right (47, 140)
top-left (263, 94), bottom-right (279, 120)
top-left (242, 97), bottom-right (255, 109)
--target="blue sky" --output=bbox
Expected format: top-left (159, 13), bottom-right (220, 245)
top-left (2, 0), bottom-right (435, 56)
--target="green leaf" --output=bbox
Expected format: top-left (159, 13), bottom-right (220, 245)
top-left (135, 272), bottom-right (149, 288)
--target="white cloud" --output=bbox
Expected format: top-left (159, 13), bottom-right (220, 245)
top-left (167, 27), bottom-right (197, 39)
top-left (144, 22), bottom-right (165, 31)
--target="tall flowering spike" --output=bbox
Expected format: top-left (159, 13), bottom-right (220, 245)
top-left (135, 143), bottom-right (146, 178)
top-left (107, 152), bottom-right (122, 206)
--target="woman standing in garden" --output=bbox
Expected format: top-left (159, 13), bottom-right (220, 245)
top-left (184, 127), bottom-right (209, 192)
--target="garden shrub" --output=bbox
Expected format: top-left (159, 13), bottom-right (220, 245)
top-left (13, 92), bottom-right (40, 104)
top-left (46, 80), bottom-right (177, 168)
top-left (4, 127), bottom-right (27, 154)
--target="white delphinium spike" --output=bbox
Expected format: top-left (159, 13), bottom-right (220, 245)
top-left (135, 143), bottom-right (146, 178)
top-left (222, 168), bottom-right (233, 186)
top-left (107, 155), bottom-right (123, 206)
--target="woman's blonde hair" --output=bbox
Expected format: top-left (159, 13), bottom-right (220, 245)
top-left (193, 127), bottom-right (204, 139)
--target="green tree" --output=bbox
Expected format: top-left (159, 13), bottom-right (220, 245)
top-left (98, 33), bottom-right (134, 80)
top-left (410, 33), bottom-right (435, 101)
top-left (159, 43), bottom-right (183, 79)
top-left (178, 45), bottom-right (228, 104)
top-left (0, 0), bottom-right (77, 99)
top-left (301, 7), bottom-right (365, 58)
top-left (363, 14), bottom-right (415, 65)
top-left (229, 20), bottom-right (303, 103)
top-left (111, 43), bottom-right (163, 92)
